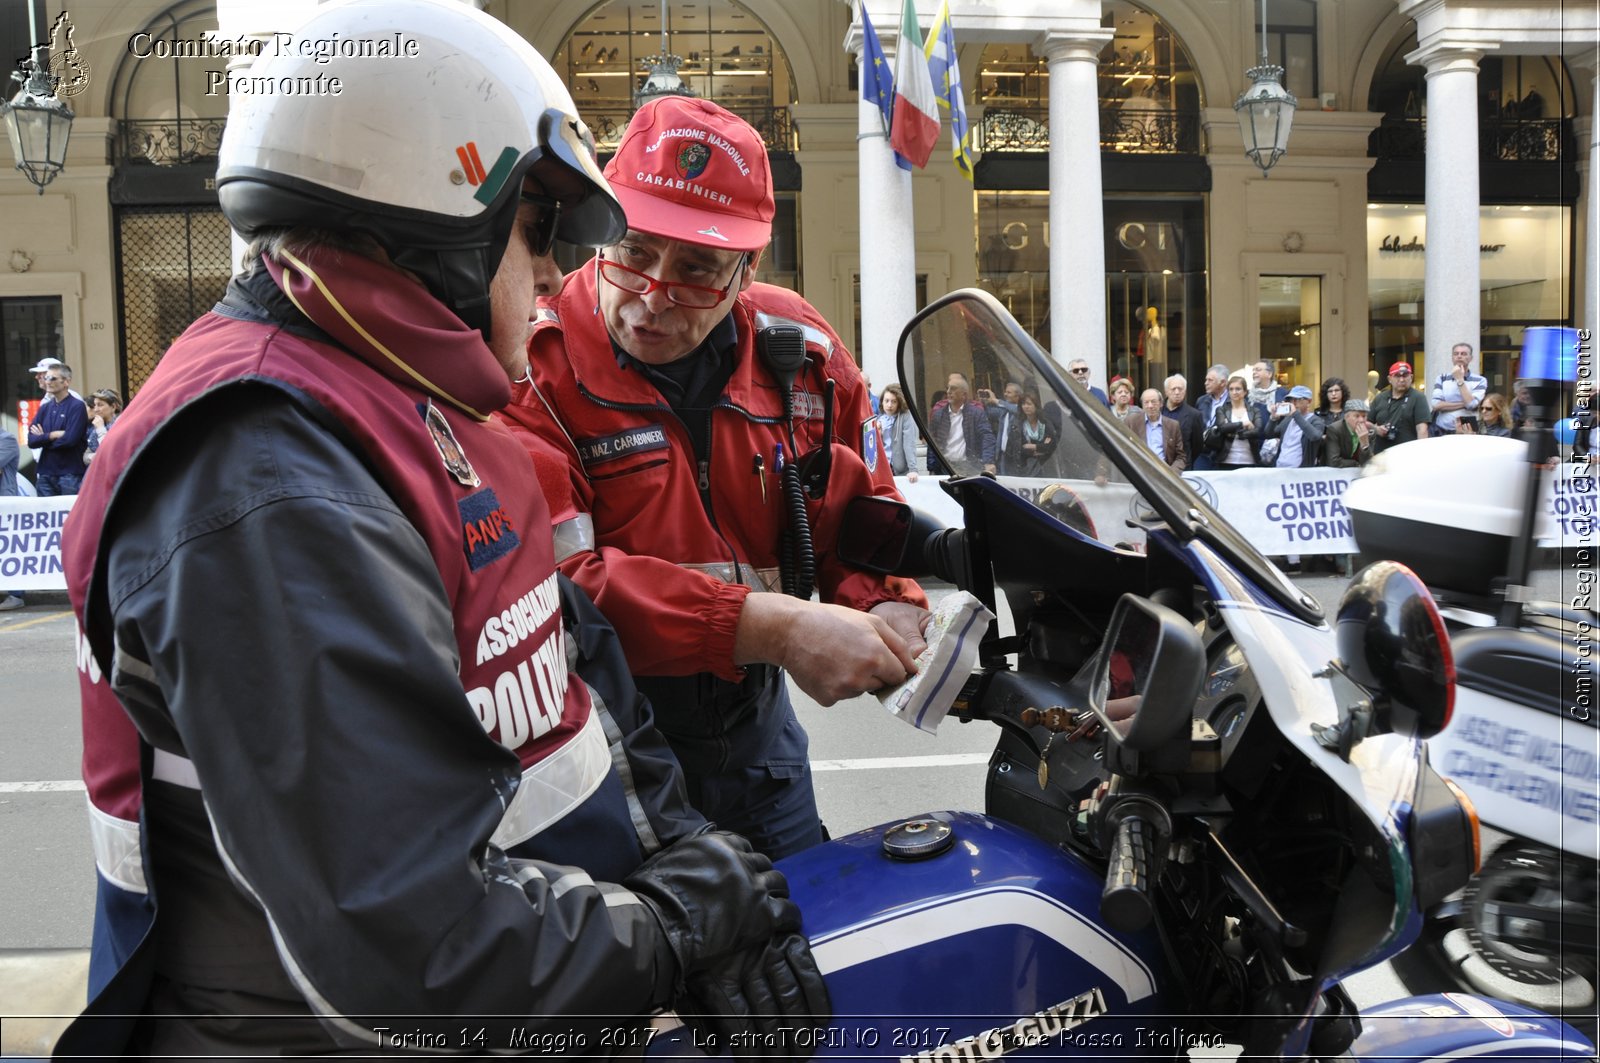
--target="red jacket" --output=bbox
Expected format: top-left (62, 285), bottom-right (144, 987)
top-left (500, 264), bottom-right (924, 685)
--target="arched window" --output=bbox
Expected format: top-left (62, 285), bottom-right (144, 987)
top-left (556, 0), bottom-right (797, 151)
top-left (552, 0), bottom-right (802, 291)
top-left (108, 0), bottom-right (227, 166)
top-left (1367, 29), bottom-right (1576, 162)
top-left (976, 0), bottom-right (1202, 156)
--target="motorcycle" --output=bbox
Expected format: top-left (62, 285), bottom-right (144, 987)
top-left (650, 290), bottom-right (1594, 1060)
top-left (1345, 333), bottom-right (1598, 1033)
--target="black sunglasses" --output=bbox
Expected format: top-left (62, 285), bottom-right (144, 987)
top-left (519, 190), bottom-right (563, 257)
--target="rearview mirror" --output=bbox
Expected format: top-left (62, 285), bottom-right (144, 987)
top-left (1090, 594), bottom-right (1205, 775)
top-left (836, 495), bottom-right (952, 580)
top-left (836, 496), bottom-right (915, 574)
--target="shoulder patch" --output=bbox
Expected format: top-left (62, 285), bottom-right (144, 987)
top-left (460, 487), bottom-right (521, 571)
top-left (575, 424), bottom-right (671, 467)
top-left (422, 401), bottom-right (481, 488)
top-left (862, 418), bottom-right (880, 473)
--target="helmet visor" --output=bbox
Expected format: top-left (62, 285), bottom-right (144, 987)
top-left (533, 108), bottom-right (627, 249)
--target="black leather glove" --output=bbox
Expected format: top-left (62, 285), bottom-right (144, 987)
top-left (681, 933), bottom-right (832, 1059)
top-left (624, 830), bottom-right (800, 991)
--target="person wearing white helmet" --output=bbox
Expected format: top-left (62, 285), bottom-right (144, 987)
top-left (59, 1), bottom-right (825, 1055)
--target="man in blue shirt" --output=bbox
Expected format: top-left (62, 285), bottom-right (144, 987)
top-left (28, 364), bottom-right (88, 495)
top-left (1429, 341), bottom-right (1488, 434)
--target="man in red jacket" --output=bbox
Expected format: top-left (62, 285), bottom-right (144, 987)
top-left (502, 97), bottom-right (930, 859)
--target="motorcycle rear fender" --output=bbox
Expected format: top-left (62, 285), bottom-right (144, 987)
top-left (1352, 993), bottom-right (1596, 1060)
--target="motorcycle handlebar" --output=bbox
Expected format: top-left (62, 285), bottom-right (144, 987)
top-left (1101, 814), bottom-right (1159, 934)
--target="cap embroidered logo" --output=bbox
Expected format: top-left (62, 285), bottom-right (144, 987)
top-left (676, 141), bottom-right (711, 179)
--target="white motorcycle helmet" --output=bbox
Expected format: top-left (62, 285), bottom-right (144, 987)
top-left (216, 0), bottom-right (624, 337)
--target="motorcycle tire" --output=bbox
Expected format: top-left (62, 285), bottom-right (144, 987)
top-left (1391, 841), bottom-right (1598, 1036)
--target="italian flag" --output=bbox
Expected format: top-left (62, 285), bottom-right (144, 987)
top-left (889, 0), bottom-right (940, 168)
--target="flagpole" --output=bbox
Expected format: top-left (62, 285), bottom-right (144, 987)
top-left (852, 3), bottom-right (919, 395)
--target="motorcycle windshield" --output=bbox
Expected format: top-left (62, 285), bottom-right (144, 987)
top-left (896, 290), bottom-right (1314, 621)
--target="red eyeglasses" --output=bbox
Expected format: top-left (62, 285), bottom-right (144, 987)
top-left (596, 252), bottom-right (747, 310)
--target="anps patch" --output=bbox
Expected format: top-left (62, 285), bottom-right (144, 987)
top-left (459, 487), bottom-right (520, 571)
top-left (576, 424), bottom-right (670, 467)
top-left (862, 418), bottom-right (880, 473)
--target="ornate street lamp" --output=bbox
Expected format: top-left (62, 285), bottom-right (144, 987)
top-left (4, 11), bottom-right (75, 194)
top-left (1233, 0), bottom-right (1296, 176)
top-left (634, 0), bottom-right (694, 109)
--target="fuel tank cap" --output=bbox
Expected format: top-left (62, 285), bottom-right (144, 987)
top-left (881, 818), bottom-right (955, 860)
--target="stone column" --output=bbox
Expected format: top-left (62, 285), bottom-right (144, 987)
top-left (848, 14), bottom-right (918, 394)
top-left (1408, 43), bottom-right (1482, 382)
top-left (1038, 28), bottom-right (1112, 387)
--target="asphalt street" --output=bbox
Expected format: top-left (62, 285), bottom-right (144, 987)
top-left (0, 565), bottom-right (1576, 1031)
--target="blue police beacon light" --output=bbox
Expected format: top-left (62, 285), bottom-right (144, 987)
top-left (1519, 326), bottom-right (1578, 388)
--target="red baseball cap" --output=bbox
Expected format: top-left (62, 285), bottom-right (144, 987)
top-left (603, 96), bottom-right (774, 252)
top-left (1388, 361), bottom-right (1413, 375)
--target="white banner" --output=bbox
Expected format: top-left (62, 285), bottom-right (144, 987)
top-left (1542, 463), bottom-right (1598, 547)
top-left (0, 463), bottom-right (1590, 593)
top-left (1176, 466), bottom-right (1360, 554)
top-left (895, 462), bottom-right (1597, 556)
top-left (0, 495), bottom-right (74, 591)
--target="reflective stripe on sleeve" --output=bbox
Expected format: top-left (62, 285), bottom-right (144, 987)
top-left (552, 514), bottom-right (596, 564)
top-left (489, 709), bottom-right (611, 851)
top-left (112, 642), bottom-right (158, 684)
top-left (86, 796), bottom-right (147, 894)
top-left (142, 701), bottom-right (612, 859)
top-left (152, 747), bottom-right (201, 789)
top-left (679, 561), bottom-right (781, 594)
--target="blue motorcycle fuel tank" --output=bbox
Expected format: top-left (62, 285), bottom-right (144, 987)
top-left (652, 812), bottom-right (1177, 1061)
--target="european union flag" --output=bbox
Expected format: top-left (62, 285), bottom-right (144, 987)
top-left (859, 3), bottom-right (911, 171)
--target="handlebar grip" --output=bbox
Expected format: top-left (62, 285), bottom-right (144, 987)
top-left (1101, 815), bottom-right (1158, 934)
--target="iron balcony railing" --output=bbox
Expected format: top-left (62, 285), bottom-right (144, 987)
top-left (1368, 115), bottom-right (1572, 162)
top-left (117, 117), bottom-right (226, 166)
top-left (977, 105), bottom-right (1203, 155)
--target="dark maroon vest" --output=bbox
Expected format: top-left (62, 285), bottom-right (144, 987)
top-left (65, 303), bottom-right (592, 879)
